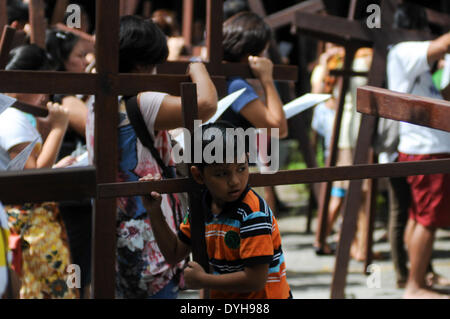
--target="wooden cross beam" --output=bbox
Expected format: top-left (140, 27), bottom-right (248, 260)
top-left (51, 0), bottom-right (69, 26)
top-left (357, 86), bottom-right (450, 133)
top-left (28, 0), bottom-right (47, 49)
top-left (0, 0), bottom-right (7, 32)
top-left (119, 0), bottom-right (140, 16)
top-left (182, 0), bottom-right (194, 50)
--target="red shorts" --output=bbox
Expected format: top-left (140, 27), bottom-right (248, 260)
top-left (398, 153), bottom-right (450, 229)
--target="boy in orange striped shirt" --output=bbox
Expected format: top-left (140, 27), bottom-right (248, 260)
top-left (141, 122), bottom-right (291, 299)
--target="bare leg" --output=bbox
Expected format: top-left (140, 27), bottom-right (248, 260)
top-left (404, 223), bottom-right (449, 299)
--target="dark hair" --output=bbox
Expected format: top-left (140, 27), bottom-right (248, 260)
top-left (7, 0), bottom-right (29, 25)
top-left (6, 44), bottom-right (54, 71)
top-left (393, 3), bottom-right (429, 31)
top-left (223, 11), bottom-right (271, 62)
top-left (195, 121), bottom-right (248, 170)
top-left (119, 15), bottom-right (169, 73)
top-left (223, 0), bottom-right (249, 20)
top-left (46, 29), bottom-right (80, 71)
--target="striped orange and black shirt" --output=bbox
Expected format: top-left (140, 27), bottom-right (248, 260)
top-left (178, 186), bottom-right (291, 299)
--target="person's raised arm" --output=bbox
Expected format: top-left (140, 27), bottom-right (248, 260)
top-left (140, 174), bottom-right (191, 265)
top-left (427, 33), bottom-right (450, 66)
top-left (153, 62), bottom-right (218, 131)
top-left (36, 102), bottom-right (70, 169)
top-left (240, 56), bottom-right (288, 138)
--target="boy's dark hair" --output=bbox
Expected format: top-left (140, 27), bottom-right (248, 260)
top-left (195, 121), bottom-right (248, 171)
top-left (393, 3), bottom-right (429, 32)
top-left (223, 11), bottom-right (271, 62)
top-left (6, 44), bottom-right (54, 71)
top-left (7, 0), bottom-right (29, 25)
top-left (45, 29), bottom-right (80, 71)
top-left (119, 15), bottom-right (169, 73)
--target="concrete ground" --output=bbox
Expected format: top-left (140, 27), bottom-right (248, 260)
top-left (179, 184), bottom-right (450, 299)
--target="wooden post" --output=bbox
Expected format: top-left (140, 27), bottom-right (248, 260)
top-left (206, 0), bottom-right (223, 75)
top-left (182, 0), bottom-right (194, 50)
top-left (181, 82), bottom-right (210, 298)
top-left (0, 26), bottom-right (16, 69)
top-left (51, 0), bottom-right (69, 26)
top-left (92, 0), bottom-right (120, 299)
top-left (0, 0), bottom-right (7, 32)
top-left (28, 0), bottom-right (47, 49)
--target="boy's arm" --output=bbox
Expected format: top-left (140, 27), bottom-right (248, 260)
top-left (141, 180), bottom-right (191, 265)
top-left (184, 261), bottom-right (268, 293)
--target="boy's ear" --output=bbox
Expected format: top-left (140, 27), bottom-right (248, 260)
top-left (190, 166), bottom-right (205, 185)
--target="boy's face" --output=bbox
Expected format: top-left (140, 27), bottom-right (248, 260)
top-left (192, 156), bottom-right (249, 206)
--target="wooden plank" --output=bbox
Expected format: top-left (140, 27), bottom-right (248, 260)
top-left (264, 0), bottom-right (325, 29)
top-left (206, 0), bottom-right (224, 74)
top-left (12, 100), bottom-right (48, 117)
top-left (92, 0), bottom-right (120, 299)
top-left (295, 12), bottom-right (372, 48)
top-left (158, 61), bottom-right (298, 82)
top-left (0, 167), bottom-right (96, 204)
top-left (0, 26), bottom-right (16, 69)
top-left (0, 71), bottom-right (98, 94)
top-left (0, 0), bottom-right (7, 35)
top-left (28, 0), bottom-right (47, 48)
top-left (182, 0), bottom-right (194, 48)
top-left (357, 86), bottom-right (450, 133)
top-left (426, 8), bottom-right (450, 30)
top-left (119, 0), bottom-right (140, 16)
top-left (51, 0), bottom-right (69, 25)
top-left (181, 83), bottom-right (210, 299)
top-left (98, 159), bottom-right (450, 198)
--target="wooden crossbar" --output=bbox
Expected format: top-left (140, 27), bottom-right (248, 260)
top-left (357, 86), bottom-right (450, 132)
top-left (97, 159), bottom-right (450, 199)
top-left (0, 167), bottom-right (96, 204)
top-left (0, 70), bottom-right (226, 96)
top-left (263, 0), bottom-right (325, 29)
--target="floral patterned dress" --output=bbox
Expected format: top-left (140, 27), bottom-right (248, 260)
top-left (86, 93), bottom-right (185, 298)
top-left (7, 203), bottom-right (78, 299)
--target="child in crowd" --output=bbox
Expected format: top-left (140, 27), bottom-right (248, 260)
top-left (141, 122), bottom-right (292, 299)
top-left (220, 11), bottom-right (288, 215)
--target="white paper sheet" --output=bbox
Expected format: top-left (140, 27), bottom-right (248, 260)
top-left (0, 94), bottom-right (16, 116)
top-left (283, 93), bottom-right (332, 119)
top-left (6, 137), bottom-right (39, 171)
top-left (67, 151), bottom-right (89, 168)
top-left (204, 88), bottom-right (247, 125)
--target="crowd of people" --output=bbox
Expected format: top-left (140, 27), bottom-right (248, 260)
top-left (0, 0), bottom-right (449, 299)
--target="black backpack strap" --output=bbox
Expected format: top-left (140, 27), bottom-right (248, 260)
top-left (123, 96), bottom-right (182, 228)
top-left (123, 96), bottom-right (174, 179)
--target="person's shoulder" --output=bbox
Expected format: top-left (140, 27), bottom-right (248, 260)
top-left (238, 188), bottom-right (271, 220)
top-left (228, 77), bottom-right (253, 91)
top-left (390, 41), bottom-right (430, 57)
top-left (0, 108), bottom-right (27, 127)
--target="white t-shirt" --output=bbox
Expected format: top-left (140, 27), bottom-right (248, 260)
top-left (0, 108), bottom-right (42, 153)
top-left (387, 41), bottom-right (450, 155)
